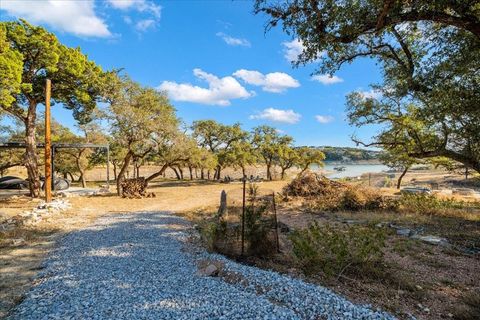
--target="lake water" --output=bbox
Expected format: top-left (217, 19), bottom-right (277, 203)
top-left (316, 163), bottom-right (390, 179)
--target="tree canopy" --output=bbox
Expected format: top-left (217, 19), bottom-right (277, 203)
top-left (0, 19), bottom-right (108, 196)
top-left (104, 75), bottom-right (178, 194)
top-left (255, 0), bottom-right (480, 173)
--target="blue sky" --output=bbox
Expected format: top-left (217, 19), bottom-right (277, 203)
top-left (1, 0), bottom-right (383, 147)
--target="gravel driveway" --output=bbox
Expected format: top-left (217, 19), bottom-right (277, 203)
top-left (8, 212), bottom-right (395, 320)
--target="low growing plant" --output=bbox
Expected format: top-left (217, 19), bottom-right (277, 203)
top-left (397, 194), bottom-right (480, 216)
top-left (200, 219), bottom-right (227, 251)
top-left (289, 222), bottom-right (386, 278)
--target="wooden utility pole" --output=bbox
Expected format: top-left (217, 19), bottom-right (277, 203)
top-left (45, 79), bottom-right (52, 202)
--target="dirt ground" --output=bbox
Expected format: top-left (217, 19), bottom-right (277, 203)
top-left (1, 167), bottom-right (479, 319)
top-left (0, 180), bottom-right (287, 318)
top-left (265, 206), bottom-right (480, 320)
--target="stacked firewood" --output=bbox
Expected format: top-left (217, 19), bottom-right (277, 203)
top-left (120, 178), bottom-right (156, 198)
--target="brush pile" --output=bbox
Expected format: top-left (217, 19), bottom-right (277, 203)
top-left (120, 178), bottom-right (156, 198)
top-left (283, 171), bottom-right (390, 211)
top-left (283, 171), bottom-right (347, 198)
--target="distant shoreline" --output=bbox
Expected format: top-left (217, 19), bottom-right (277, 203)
top-left (322, 159), bottom-right (382, 165)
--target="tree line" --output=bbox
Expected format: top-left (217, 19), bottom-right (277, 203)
top-left (2, 1), bottom-right (480, 197)
top-left (0, 20), bottom-right (324, 196)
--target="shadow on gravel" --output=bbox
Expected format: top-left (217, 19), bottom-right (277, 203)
top-left (8, 212), bottom-right (215, 319)
top-left (9, 211), bottom-right (396, 320)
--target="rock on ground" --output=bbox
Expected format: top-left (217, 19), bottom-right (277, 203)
top-left (8, 212), bottom-right (396, 320)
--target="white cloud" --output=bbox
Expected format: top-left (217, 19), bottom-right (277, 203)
top-left (107, 0), bottom-right (161, 18)
top-left (282, 38), bottom-right (304, 63)
top-left (135, 19), bottom-right (155, 32)
top-left (250, 108), bottom-right (301, 124)
top-left (282, 38), bottom-right (326, 63)
top-left (315, 115), bottom-right (334, 124)
top-left (216, 32), bottom-right (250, 47)
top-left (233, 69), bottom-right (300, 93)
top-left (358, 89), bottom-right (382, 100)
top-left (158, 69), bottom-right (253, 106)
top-left (1, 0), bottom-right (111, 37)
top-left (312, 74), bottom-right (344, 85)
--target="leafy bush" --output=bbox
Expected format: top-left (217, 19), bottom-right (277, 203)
top-left (397, 194), bottom-right (480, 216)
top-left (200, 219), bottom-right (227, 251)
top-left (289, 222), bottom-right (386, 278)
top-left (201, 182), bottom-right (276, 257)
top-left (244, 203), bottom-right (276, 255)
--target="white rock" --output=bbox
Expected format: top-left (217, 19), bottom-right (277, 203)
top-left (200, 264), bottom-right (219, 277)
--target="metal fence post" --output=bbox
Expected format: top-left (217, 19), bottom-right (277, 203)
top-left (241, 175), bottom-right (246, 256)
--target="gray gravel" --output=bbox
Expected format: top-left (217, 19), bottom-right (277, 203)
top-left (8, 212), bottom-right (396, 320)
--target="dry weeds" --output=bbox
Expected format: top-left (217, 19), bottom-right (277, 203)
top-left (0, 179), bottom-right (288, 318)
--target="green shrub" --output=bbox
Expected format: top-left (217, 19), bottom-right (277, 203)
top-left (201, 182), bottom-right (277, 257)
top-left (245, 203), bottom-right (275, 255)
top-left (289, 222), bottom-right (386, 278)
top-left (200, 219), bottom-right (227, 251)
top-left (397, 194), bottom-right (479, 216)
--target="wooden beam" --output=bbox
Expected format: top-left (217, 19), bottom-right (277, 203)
top-left (45, 79), bottom-right (52, 202)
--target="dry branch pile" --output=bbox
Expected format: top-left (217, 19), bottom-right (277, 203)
top-left (283, 171), bottom-right (346, 198)
top-left (283, 171), bottom-right (389, 211)
top-left (120, 178), bottom-right (156, 198)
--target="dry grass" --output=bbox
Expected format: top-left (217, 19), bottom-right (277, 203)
top-left (178, 175), bottom-right (480, 320)
top-left (242, 193), bottom-right (480, 320)
top-left (0, 179), bottom-right (287, 317)
top-left (1, 165), bottom-right (478, 319)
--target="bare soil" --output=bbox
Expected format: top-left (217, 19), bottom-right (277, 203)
top-left (1, 165), bottom-right (479, 319)
top-left (267, 207), bottom-right (480, 320)
top-left (0, 179), bottom-right (288, 318)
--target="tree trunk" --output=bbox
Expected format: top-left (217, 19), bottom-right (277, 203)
top-left (136, 164), bottom-right (140, 178)
top-left (266, 163), bottom-right (272, 181)
top-left (24, 103), bottom-right (40, 197)
top-left (113, 163), bottom-right (117, 181)
top-left (195, 168), bottom-right (198, 179)
top-left (0, 162), bottom-right (23, 173)
top-left (215, 165), bottom-right (222, 180)
top-left (75, 155), bottom-right (87, 188)
top-left (178, 167), bottom-right (184, 180)
top-left (79, 172), bottom-right (86, 188)
top-left (172, 167), bottom-right (181, 180)
top-left (145, 164), bottom-right (168, 183)
top-left (201, 168), bottom-right (205, 180)
top-left (300, 164), bottom-right (309, 174)
top-left (188, 166), bottom-right (193, 180)
top-left (281, 168), bottom-right (286, 180)
top-left (117, 151), bottom-right (133, 196)
top-left (207, 170), bottom-right (210, 180)
top-left (396, 166), bottom-right (409, 189)
top-left (408, 149), bottom-right (480, 175)
top-left (241, 166), bottom-right (246, 177)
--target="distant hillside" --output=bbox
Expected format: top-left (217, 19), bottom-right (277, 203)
top-left (306, 146), bottom-right (382, 162)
